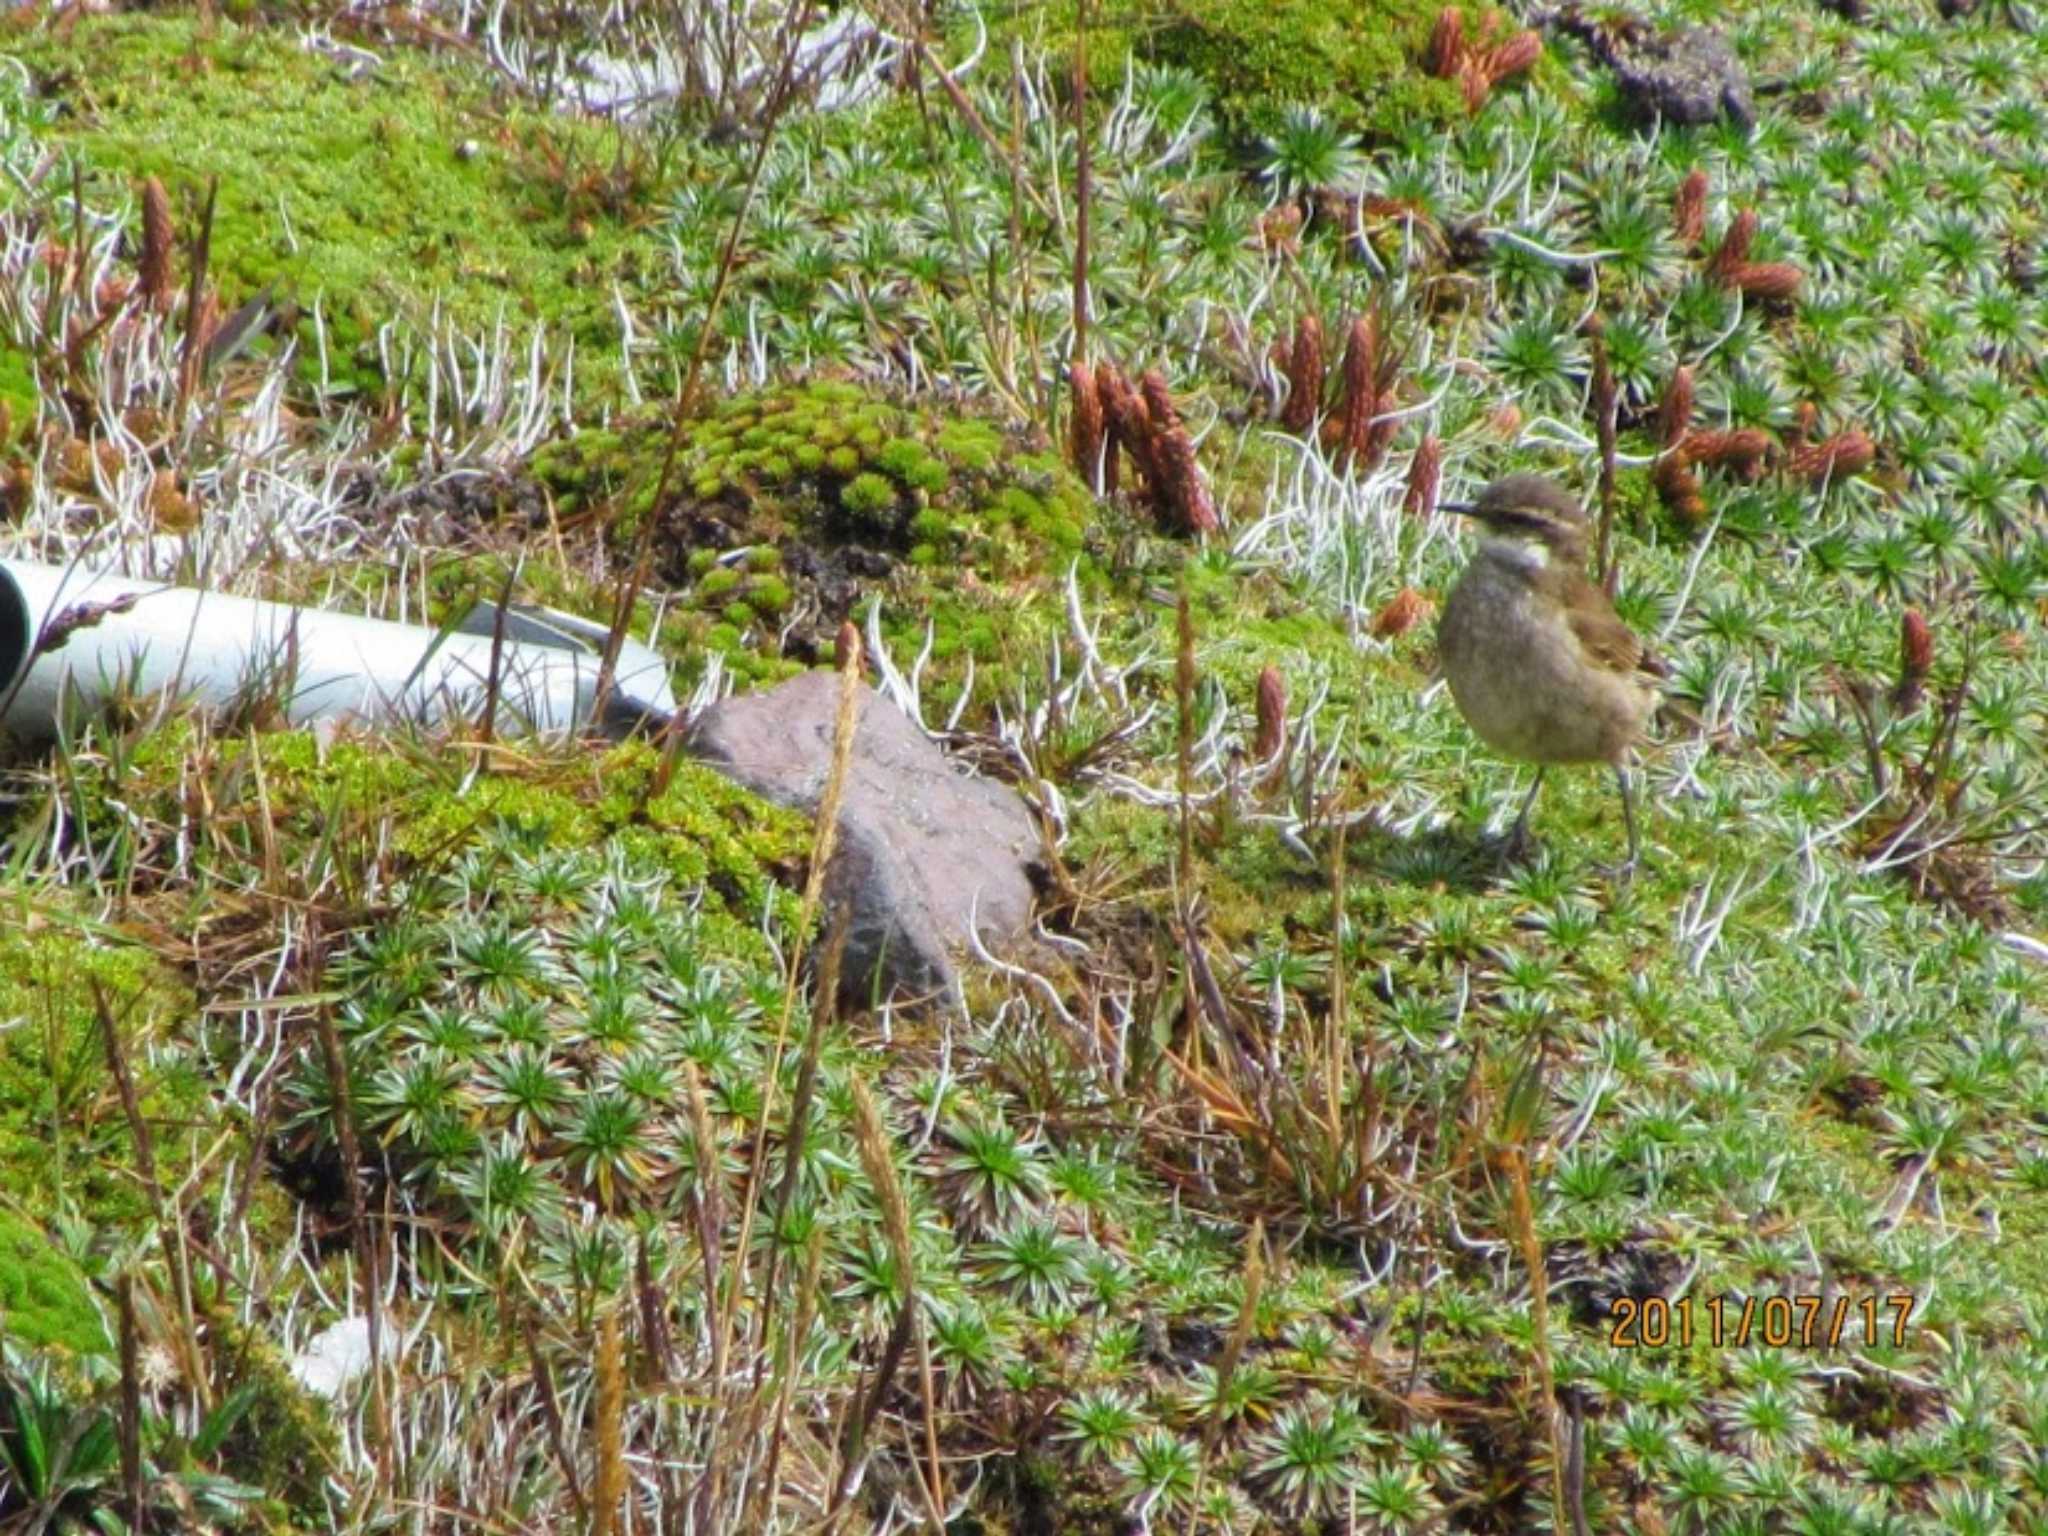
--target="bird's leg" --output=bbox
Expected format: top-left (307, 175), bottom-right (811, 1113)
top-left (1504, 767), bottom-right (1546, 862)
top-left (1610, 762), bottom-right (1640, 881)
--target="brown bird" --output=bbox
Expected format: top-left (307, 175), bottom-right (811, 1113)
top-left (1436, 473), bottom-right (1664, 873)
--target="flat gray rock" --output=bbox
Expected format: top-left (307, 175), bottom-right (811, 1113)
top-left (1612, 26), bottom-right (1754, 128)
top-left (685, 669), bottom-right (1041, 1007)
top-left (1548, 7), bottom-right (1754, 129)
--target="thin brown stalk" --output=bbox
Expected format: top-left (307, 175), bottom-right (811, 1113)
top-left (1071, 0), bottom-right (1092, 368)
top-left (833, 1076), bottom-right (926, 1521)
top-left (1184, 1219), bottom-right (1266, 1532)
top-left (1496, 1038), bottom-right (1565, 1536)
top-left (682, 1060), bottom-right (725, 1381)
top-left (1175, 582), bottom-right (1196, 889)
top-left (525, 1311), bottom-right (588, 1521)
top-left (592, 1307), bottom-right (627, 1536)
top-left (477, 556), bottom-right (520, 747)
top-left (755, 1226), bottom-right (826, 1529)
top-left (704, 622), bottom-right (863, 1512)
top-left (92, 981), bottom-right (209, 1414)
top-left (1562, 1388), bottom-right (1592, 1536)
top-left (753, 908), bottom-right (848, 1337)
top-left (1586, 313), bottom-right (1619, 591)
top-left (310, 987), bottom-right (389, 1478)
top-left (590, 0), bottom-right (822, 722)
top-left (1009, 38), bottom-right (1043, 418)
top-left (912, 1312), bottom-right (947, 1524)
top-left (634, 1231), bottom-right (672, 1390)
top-left (735, 912), bottom-right (846, 1527)
top-left (1506, 1143), bottom-right (1567, 1535)
top-left (137, 176), bottom-right (174, 311)
top-left (117, 1271), bottom-right (142, 1530)
top-left (864, 9), bottom-right (1049, 223)
top-left (1324, 819), bottom-right (1348, 1146)
top-left (175, 175), bottom-right (218, 419)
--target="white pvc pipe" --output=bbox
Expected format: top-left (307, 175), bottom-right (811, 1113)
top-left (0, 558), bottom-right (676, 743)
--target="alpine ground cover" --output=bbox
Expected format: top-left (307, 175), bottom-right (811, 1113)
top-left (0, 0), bottom-right (2045, 1530)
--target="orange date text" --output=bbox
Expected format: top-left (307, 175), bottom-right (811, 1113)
top-left (1606, 1292), bottom-right (1916, 1350)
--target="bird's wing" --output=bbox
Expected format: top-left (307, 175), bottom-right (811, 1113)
top-left (1559, 570), bottom-right (1653, 679)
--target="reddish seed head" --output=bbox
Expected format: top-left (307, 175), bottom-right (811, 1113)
top-left (1733, 261), bottom-right (1803, 301)
top-left (139, 176), bottom-right (175, 309)
top-left (1339, 313), bottom-right (1380, 467)
top-left (1790, 429), bottom-right (1877, 483)
top-left (1253, 665), bottom-right (1287, 763)
top-left (1901, 608), bottom-right (1933, 679)
top-left (1403, 435), bottom-right (1443, 517)
top-left (1708, 209), bottom-right (1759, 281)
top-left (1069, 363), bottom-right (1105, 493)
top-left (1657, 365), bottom-right (1695, 448)
top-left (1482, 31), bottom-right (1542, 85)
top-left (1673, 168), bottom-right (1709, 248)
top-left (1683, 427), bottom-right (1774, 479)
top-left (1427, 7), bottom-right (1466, 77)
top-left (1281, 312), bottom-right (1325, 435)
top-left (1371, 586), bottom-right (1432, 638)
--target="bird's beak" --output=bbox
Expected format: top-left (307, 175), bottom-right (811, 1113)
top-left (1439, 501), bottom-right (1478, 517)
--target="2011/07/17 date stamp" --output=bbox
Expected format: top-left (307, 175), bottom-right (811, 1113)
top-left (1608, 1293), bottom-right (1917, 1351)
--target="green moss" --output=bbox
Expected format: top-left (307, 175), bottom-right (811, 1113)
top-left (935, 419), bottom-right (1003, 472)
top-left (751, 575), bottom-right (793, 615)
top-left (842, 471), bottom-right (898, 518)
top-left (993, 487), bottom-right (1043, 523)
top-left (0, 343), bottom-right (34, 440)
top-left (876, 437), bottom-right (948, 493)
top-left (981, 0), bottom-right (1479, 139)
top-left (13, 13), bottom-right (689, 406)
top-left (208, 1315), bottom-right (341, 1515)
top-left (547, 380), bottom-right (1122, 720)
top-left (72, 731), bottom-right (808, 973)
top-left (0, 1215), bottom-right (109, 1358)
top-left (0, 918), bottom-right (202, 1230)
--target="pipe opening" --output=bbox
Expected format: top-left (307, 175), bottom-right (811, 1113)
top-left (0, 564), bottom-right (29, 702)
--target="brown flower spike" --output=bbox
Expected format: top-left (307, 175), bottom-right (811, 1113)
top-left (1656, 365), bottom-right (1695, 448)
top-left (1403, 434), bottom-right (1443, 518)
top-left (1096, 361), bottom-right (1148, 496)
top-left (138, 177), bottom-right (175, 311)
top-left (1371, 586), bottom-right (1432, 638)
top-left (1729, 261), bottom-right (1802, 302)
top-left (1788, 429), bottom-right (1876, 485)
top-left (1069, 362), bottom-right (1105, 494)
top-left (1893, 608), bottom-right (1933, 713)
top-left (1683, 428), bottom-right (1774, 479)
top-left (1253, 665), bottom-right (1287, 765)
top-left (1673, 168), bottom-right (1709, 249)
top-left (1141, 369), bottom-right (1220, 536)
top-left (1281, 312), bottom-right (1325, 435)
top-left (1428, 7), bottom-right (1543, 113)
top-left (1707, 210), bottom-right (1758, 285)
